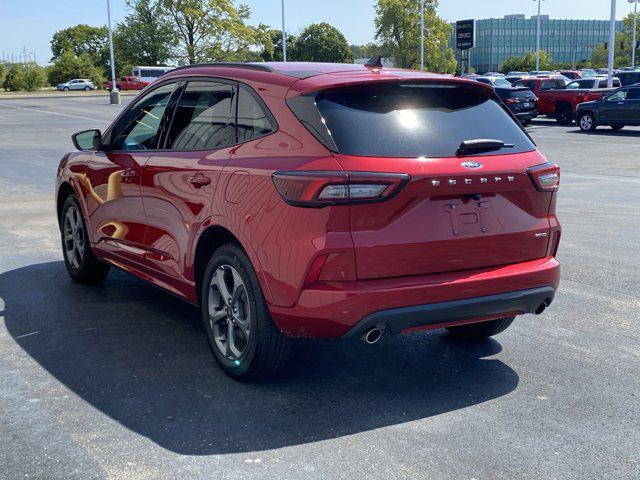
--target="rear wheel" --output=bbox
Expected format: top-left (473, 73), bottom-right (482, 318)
top-left (60, 195), bottom-right (110, 283)
top-left (577, 112), bottom-right (597, 132)
top-left (446, 316), bottom-right (516, 340)
top-left (201, 244), bottom-right (290, 381)
top-left (555, 104), bottom-right (574, 125)
top-left (84, 86), bottom-right (91, 91)
top-left (610, 124), bottom-right (625, 131)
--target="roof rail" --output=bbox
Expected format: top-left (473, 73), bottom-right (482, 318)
top-left (170, 62), bottom-right (275, 73)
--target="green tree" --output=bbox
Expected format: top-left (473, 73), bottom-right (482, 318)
top-left (374, 0), bottom-right (456, 73)
top-left (349, 43), bottom-right (390, 60)
top-left (590, 13), bottom-right (640, 68)
top-left (22, 64), bottom-right (48, 91)
top-left (161, 0), bottom-right (264, 64)
top-left (51, 24), bottom-right (109, 63)
top-left (3, 65), bottom-right (26, 91)
top-left (260, 29), bottom-right (297, 62)
top-left (0, 64), bottom-right (7, 90)
top-left (500, 51), bottom-right (553, 73)
top-left (293, 23), bottom-right (353, 63)
top-left (114, 0), bottom-right (177, 67)
top-left (48, 51), bottom-right (105, 86)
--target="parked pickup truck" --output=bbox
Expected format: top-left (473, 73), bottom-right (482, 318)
top-left (514, 76), bottom-right (615, 124)
top-left (102, 76), bottom-right (150, 91)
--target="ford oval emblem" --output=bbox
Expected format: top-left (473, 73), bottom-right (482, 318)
top-left (461, 161), bottom-right (483, 169)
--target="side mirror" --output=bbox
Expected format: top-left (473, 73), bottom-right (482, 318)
top-left (72, 129), bottom-right (101, 151)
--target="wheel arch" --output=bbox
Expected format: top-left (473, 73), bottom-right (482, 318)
top-left (56, 181), bottom-right (77, 227)
top-left (192, 223), bottom-right (273, 306)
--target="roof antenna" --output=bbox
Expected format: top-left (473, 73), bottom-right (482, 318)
top-left (365, 55), bottom-right (383, 69)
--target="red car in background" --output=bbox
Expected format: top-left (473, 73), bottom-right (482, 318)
top-left (56, 62), bottom-right (561, 380)
top-left (515, 76), bottom-right (615, 124)
top-left (102, 76), bottom-right (150, 91)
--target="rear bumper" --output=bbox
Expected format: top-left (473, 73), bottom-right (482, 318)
top-left (513, 109), bottom-right (539, 121)
top-left (269, 256), bottom-right (560, 339)
top-left (341, 286), bottom-right (554, 338)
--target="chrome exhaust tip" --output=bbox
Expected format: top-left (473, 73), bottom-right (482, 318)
top-left (362, 327), bottom-right (383, 344)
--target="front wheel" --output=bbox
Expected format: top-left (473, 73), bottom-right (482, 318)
top-left (577, 112), bottom-right (597, 132)
top-left (63, 87), bottom-right (70, 91)
top-left (555, 104), bottom-right (574, 125)
top-left (446, 316), bottom-right (516, 340)
top-left (201, 244), bottom-right (291, 381)
top-left (60, 195), bottom-right (110, 283)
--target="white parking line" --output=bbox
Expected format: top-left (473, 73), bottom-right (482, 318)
top-left (0, 102), bottom-right (106, 123)
top-left (563, 172), bottom-right (640, 183)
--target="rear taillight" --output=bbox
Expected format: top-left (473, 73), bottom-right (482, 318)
top-left (272, 171), bottom-right (410, 208)
top-left (505, 98), bottom-right (517, 105)
top-left (528, 162), bottom-right (560, 192)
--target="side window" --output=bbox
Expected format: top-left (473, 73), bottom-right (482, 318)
top-left (237, 86), bottom-right (276, 143)
top-left (166, 81), bottom-right (236, 151)
top-left (109, 83), bottom-right (175, 151)
top-left (541, 80), bottom-right (555, 90)
top-left (607, 90), bottom-right (628, 102)
top-left (626, 88), bottom-right (640, 100)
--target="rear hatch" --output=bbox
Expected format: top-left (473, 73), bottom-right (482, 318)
top-left (288, 79), bottom-right (558, 280)
top-left (508, 87), bottom-right (537, 111)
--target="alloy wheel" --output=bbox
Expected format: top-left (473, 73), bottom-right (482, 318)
top-left (580, 115), bottom-right (593, 131)
top-left (63, 205), bottom-right (85, 269)
top-left (208, 265), bottom-right (251, 361)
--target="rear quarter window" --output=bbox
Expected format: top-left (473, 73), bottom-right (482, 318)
top-left (288, 82), bottom-right (535, 158)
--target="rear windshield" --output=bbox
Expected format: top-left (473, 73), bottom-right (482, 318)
top-left (288, 82), bottom-right (535, 158)
top-left (512, 89), bottom-right (535, 100)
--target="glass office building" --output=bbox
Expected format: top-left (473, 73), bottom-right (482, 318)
top-left (449, 15), bottom-right (623, 73)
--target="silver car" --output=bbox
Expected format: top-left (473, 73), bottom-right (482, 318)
top-left (57, 79), bottom-right (94, 91)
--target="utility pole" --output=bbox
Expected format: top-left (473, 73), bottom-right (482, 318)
top-left (608, 0), bottom-right (617, 87)
top-left (106, 0), bottom-right (120, 104)
top-left (281, 0), bottom-right (287, 62)
top-left (631, 0), bottom-right (639, 68)
top-left (535, 0), bottom-right (544, 72)
top-left (420, 0), bottom-right (424, 71)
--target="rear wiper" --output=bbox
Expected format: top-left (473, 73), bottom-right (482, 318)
top-left (457, 139), bottom-right (515, 156)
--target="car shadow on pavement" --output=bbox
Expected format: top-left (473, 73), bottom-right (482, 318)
top-left (1, 262), bottom-right (519, 455)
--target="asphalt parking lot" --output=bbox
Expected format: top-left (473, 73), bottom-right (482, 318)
top-left (0, 95), bottom-right (639, 479)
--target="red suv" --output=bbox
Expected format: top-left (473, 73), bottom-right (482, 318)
top-left (56, 62), bottom-right (561, 380)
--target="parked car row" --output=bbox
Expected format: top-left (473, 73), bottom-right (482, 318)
top-left (471, 71), bottom-right (640, 131)
top-left (56, 76), bottom-right (151, 93)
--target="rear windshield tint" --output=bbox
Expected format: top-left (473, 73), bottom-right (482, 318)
top-left (511, 89), bottom-right (535, 100)
top-left (288, 82), bottom-right (535, 158)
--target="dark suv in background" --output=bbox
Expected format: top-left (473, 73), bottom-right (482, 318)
top-left (475, 76), bottom-right (538, 125)
top-left (576, 85), bottom-right (640, 131)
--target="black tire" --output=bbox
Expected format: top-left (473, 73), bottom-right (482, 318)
top-left (201, 243), bottom-right (291, 381)
top-left (555, 104), bottom-right (574, 125)
top-left (610, 124), bottom-right (625, 131)
top-left (521, 119), bottom-right (531, 126)
top-left (60, 195), bottom-right (110, 284)
top-left (63, 86), bottom-right (70, 91)
top-left (446, 316), bottom-right (516, 340)
top-left (577, 112), bottom-right (597, 132)
top-left (84, 86), bottom-right (91, 91)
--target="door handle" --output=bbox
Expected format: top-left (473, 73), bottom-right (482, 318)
top-left (120, 168), bottom-right (136, 182)
top-left (188, 173), bottom-right (211, 188)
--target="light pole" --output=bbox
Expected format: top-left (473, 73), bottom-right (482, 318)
top-left (630, 0), bottom-right (639, 68)
top-left (420, 0), bottom-right (424, 71)
top-left (607, 0), bottom-right (617, 87)
top-left (281, 0), bottom-right (287, 62)
top-left (534, 0), bottom-right (545, 73)
top-left (106, 0), bottom-right (120, 104)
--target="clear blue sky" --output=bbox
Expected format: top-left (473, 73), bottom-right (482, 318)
top-left (1, 0), bottom-right (636, 64)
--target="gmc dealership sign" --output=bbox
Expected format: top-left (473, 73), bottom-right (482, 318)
top-left (456, 19), bottom-right (475, 50)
